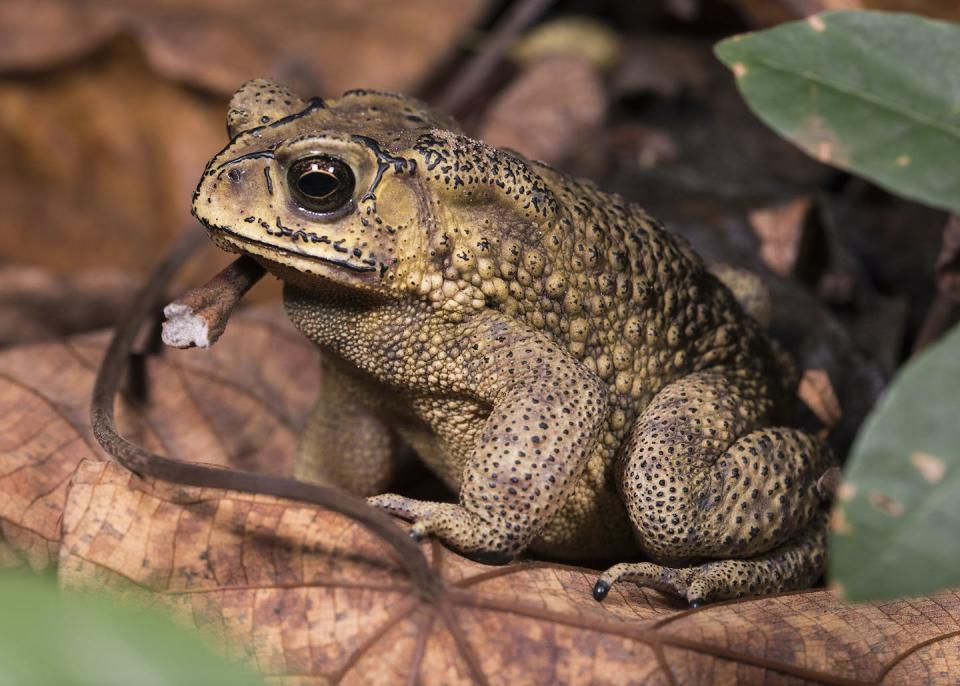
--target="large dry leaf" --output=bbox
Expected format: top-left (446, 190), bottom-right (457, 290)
top-left (0, 40), bottom-right (230, 279)
top-left (0, 305), bottom-right (316, 570)
top-left (2, 305), bottom-right (959, 683)
top-left (56, 461), bottom-right (960, 684)
top-left (0, 0), bottom-right (489, 96)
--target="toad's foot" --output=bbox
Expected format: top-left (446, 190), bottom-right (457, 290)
top-left (593, 511), bottom-right (828, 607)
top-left (592, 561), bottom-right (731, 608)
top-left (368, 493), bottom-right (516, 563)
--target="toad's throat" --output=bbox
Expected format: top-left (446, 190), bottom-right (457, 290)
top-left (209, 223), bottom-right (378, 274)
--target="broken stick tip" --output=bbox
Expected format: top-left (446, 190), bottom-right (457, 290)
top-left (161, 303), bottom-right (211, 349)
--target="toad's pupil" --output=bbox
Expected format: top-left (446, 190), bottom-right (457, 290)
top-left (297, 168), bottom-right (339, 199)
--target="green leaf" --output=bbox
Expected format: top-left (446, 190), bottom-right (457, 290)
top-left (715, 10), bottom-right (960, 215)
top-left (828, 322), bottom-right (960, 601)
top-left (0, 573), bottom-right (263, 686)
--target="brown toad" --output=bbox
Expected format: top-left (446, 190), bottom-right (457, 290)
top-left (191, 79), bottom-right (836, 606)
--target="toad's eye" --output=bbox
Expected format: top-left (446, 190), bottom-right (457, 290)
top-left (287, 155), bottom-right (355, 214)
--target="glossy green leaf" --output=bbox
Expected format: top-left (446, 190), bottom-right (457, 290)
top-left (0, 573), bottom-right (262, 686)
top-left (715, 11), bottom-right (960, 215)
top-left (828, 322), bottom-right (960, 600)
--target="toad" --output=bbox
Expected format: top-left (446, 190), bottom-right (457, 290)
top-left (190, 79), bottom-right (836, 606)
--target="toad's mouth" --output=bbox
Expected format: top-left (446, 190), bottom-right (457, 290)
top-left (207, 223), bottom-right (378, 275)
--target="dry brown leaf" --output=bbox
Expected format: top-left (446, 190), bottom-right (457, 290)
top-left (0, 305), bottom-right (317, 570)
top-left (0, 266), bottom-right (139, 347)
top-left (0, 39), bottom-right (230, 280)
top-left (57, 464), bottom-right (960, 683)
top-left (0, 0), bottom-right (490, 96)
top-left (2, 304), bottom-right (960, 683)
top-left (798, 368), bottom-right (843, 439)
top-left (748, 196), bottom-right (865, 309)
top-left (748, 197), bottom-right (816, 278)
top-left (478, 55), bottom-right (607, 166)
top-left (733, 0), bottom-right (960, 26)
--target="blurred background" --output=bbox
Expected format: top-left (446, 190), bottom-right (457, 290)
top-left (2, 0), bottom-right (958, 457)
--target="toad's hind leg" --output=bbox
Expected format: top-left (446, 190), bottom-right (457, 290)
top-left (598, 371), bottom-right (835, 605)
top-left (594, 510), bottom-right (828, 606)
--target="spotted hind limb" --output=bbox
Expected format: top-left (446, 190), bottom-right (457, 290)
top-left (602, 369), bottom-right (836, 605)
top-left (593, 510), bottom-right (828, 607)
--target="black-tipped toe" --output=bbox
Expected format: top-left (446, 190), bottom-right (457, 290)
top-left (592, 580), bottom-right (611, 602)
top-left (688, 598), bottom-right (703, 609)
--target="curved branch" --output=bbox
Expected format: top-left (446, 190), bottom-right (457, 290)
top-left (89, 229), bottom-right (441, 600)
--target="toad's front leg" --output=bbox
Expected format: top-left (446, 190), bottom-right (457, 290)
top-left (370, 315), bottom-right (608, 560)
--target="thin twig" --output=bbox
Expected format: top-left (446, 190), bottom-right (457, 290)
top-left (162, 255), bottom-right (266, 349)
top-left (90, 230), bottom-right (441, 601)
top-left (434, 0), bottom-right (557, 116)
